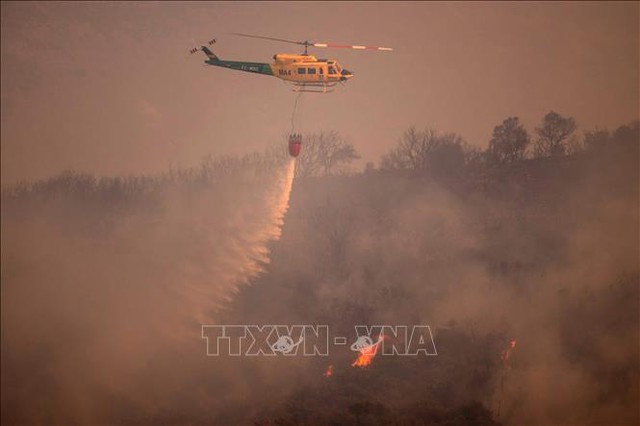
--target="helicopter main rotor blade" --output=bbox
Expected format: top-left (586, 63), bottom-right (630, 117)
top-left (312, 42), bottom-right (393, 52)
top-left (229, 33), bottom-right (392, 52)
top-left (229, 32), bottom-right (307, 46)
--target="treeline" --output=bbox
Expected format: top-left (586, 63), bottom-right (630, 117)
top-left (379, 113), bottom-right (639, 179)
top-left (2, 112), bottom-right (638, 200)
top-left (1, 149), bottom-right (287, 201)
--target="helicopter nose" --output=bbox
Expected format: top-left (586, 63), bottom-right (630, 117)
top-left (340, 69), bottom-right (353, 81)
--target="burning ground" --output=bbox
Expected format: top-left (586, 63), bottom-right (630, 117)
top-left (1, 125), bottom-right (639, 425)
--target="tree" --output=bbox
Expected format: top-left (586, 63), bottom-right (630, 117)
top-left (462, 144), bottom-right (486, 175)
top-left (488, 117), bottom-right (530, 164)
top-left (380, 126), bottom-right (433, 171)
top-left (611, 120), bottom-right (639, 146)
top-left (294, 131), bottom-right (360, 178)
top-left (363, 161), bottom-right (376, 174)
top-left (533, 111), bottom-right (577, 157)
top-left (429, 139), bottom-right (466, 177)
top-left (581, 122), bottom-right (638, 154)
top-left (583, 128), bottom-right (610, 151)
top-left (380, 127), bottom-right (467, 177)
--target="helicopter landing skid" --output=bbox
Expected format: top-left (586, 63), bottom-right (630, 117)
top-left (290, 82), bottom-right (337, 94)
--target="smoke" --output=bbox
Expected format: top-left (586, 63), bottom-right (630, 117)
top-left (226, 143), bottom-right (638, 424)
top-left (251, 158), bottom-right (296, 266)
top-left (1, 156), bottom-right (296, 424)
top-left (2, 138), bottom-right (638, 425)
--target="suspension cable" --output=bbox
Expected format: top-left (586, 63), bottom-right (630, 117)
top-left (290, 91), bottom-right (302, 134)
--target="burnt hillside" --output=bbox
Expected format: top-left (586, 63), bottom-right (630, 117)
top-left (2, 127), bottom-right (638, 425)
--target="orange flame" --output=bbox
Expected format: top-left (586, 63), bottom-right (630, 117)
top-left (351, 335), bottom-right (385, 368)
top-left (323, 364), bottom-right (333, 377)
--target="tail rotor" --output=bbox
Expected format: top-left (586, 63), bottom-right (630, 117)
top-left (189, 38), bottom-right (219, 60)
top-left (189, 38), bottom-right (217, 55)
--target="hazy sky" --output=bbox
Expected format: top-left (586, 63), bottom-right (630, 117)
top-left (1, 1), bottom-right (638, 183)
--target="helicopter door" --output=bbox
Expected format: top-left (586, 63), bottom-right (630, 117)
top-left (318, 67), bottom-right (324, 80)
top-left (328, 66), bottom-right (337, 76)
top-left (307, 67), bottom-right (317, 81)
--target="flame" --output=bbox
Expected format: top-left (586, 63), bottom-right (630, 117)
top-left (351, 335), bottom-right (385, 368)
top-left (323, 364), bottom-right (333, 377)
top-left (501, 339), bottom-right (517, 363)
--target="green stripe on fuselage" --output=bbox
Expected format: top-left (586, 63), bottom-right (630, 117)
top-left (205, 59), bottom-right (273, 76)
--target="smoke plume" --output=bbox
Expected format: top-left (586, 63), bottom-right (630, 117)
top-left (1, 156), bottom-right (296, 424)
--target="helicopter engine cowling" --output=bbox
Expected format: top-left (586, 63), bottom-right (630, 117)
top-left (273, 54), bottom-right (317, 64)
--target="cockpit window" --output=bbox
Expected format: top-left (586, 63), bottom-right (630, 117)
top-left (328, 66), bottom-right (336, 75)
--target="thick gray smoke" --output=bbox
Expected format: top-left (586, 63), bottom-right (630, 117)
top-left (224, 140), bottom-right (638, 424)
top-left (1, 156), bottom-right (296, 424)
top-left (2, 136), bottom-right (638, 425)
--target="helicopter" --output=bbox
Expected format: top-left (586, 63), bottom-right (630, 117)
top-left (191, 33), bottom-right (392, 93)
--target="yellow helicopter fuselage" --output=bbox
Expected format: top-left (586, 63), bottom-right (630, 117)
top-left (200, 46), bottom-right (353, 91)
top-left (269, 54), bottom-right (353, 84)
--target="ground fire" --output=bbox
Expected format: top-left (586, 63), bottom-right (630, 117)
top-left (351, 335), bottom-right (385, 368)
top-left (323, 364), bottom-right (333, 377)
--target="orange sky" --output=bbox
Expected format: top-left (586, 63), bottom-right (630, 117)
top-left (1, 1), bottom-right (638, 183)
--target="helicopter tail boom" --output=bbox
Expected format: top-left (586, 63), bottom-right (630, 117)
top-left (191, 39), bottom-right (274, 77)
top-left (207, 59), bottom-right (274, 77)
top-left (201, 46), bottom-right (219, 61)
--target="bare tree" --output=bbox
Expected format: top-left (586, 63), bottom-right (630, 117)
top-left (380, 127), bottom-right (437, 170)
top-left (488, 117), bottom-right (530, 164)
top-left (295, 131), bottom-right (360, 178)
top-left (462, 143), bottom-right (486, 175)
top-left (533, 111), bottom-right (577, 157)
top-left (380, 127), bottom-right (467, 177)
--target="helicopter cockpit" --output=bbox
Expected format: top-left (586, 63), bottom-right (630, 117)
top-left (329, 62), bottom-right (353, 80)
top-left (324, 61), bottom-right (352, 79)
